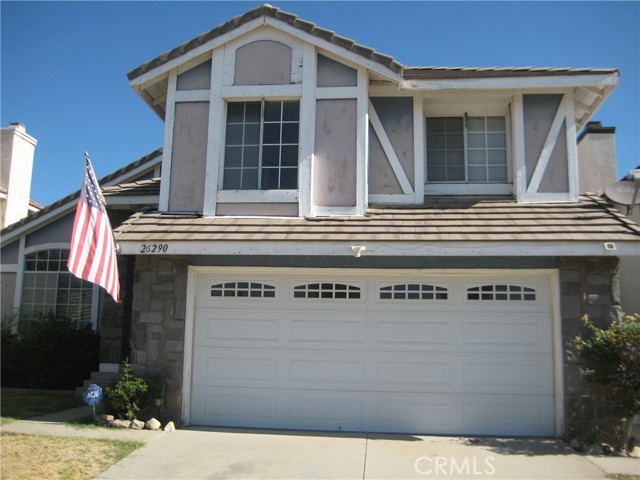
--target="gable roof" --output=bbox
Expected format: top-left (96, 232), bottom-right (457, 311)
top-left (127, 3), bottom-right (402, 83)
top-left (0, 148), bottom-right (163, 244)
top-left (114, 196), bottom-right (640, 256)
top-left (127, 4), bottom-right (618, 129)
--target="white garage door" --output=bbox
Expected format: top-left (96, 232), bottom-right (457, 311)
top-left (189, 269), bottom-right (556, 436)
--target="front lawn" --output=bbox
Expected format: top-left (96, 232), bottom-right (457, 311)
top-left (1, 432), bottom-right (141, 480)
top-left (0, 389), bottom-right (83, 425)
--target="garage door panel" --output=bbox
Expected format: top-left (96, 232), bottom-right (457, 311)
top-left (195, 310), bottom-right (280, 345)
top-left (374, 316), bottom-right (456, 347)
top-left (191, 387), bottom-right (278, 427)
top-left (462, 356), bottom-right (554, 394)
top-left (463, 315), bottom-right (551, 352)
top-left (289, 358), bottom-right (365, 384)
top-left (462, 396), bottom-right (555, 436)
top-left (289, 313), bottom-right (365, 344)
top-left (376, 359), bottom-right (457, 388)
top-left (192, 350), bottom-right (280, 386)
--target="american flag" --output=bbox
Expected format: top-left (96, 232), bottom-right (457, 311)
top-left (67, 154), bottom-right (120, 303)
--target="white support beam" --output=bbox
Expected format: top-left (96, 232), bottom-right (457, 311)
top-left (158, 71), bottom-right (177, 212)
top-left (356, 67), bottom-right (369, 216)
top-left (511, 93), bottom-right (527, 201)
top-left (298, 42), bottom-right (316, 218)
top-left (203, 49), bottom-right (225, 216)
top-left (413, 95), bottom-right (425, 203)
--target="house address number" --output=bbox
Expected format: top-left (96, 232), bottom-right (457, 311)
top-left (140, 243), bottom-right (169, 253)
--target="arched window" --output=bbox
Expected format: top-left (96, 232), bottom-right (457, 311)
top-left (20, 249), bottom-right (94, 327)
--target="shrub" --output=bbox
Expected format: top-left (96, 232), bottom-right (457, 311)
top-left (104, 359), bottom-right (149, 421)
top-left (575, 313), bottom-right (640, 450)
top-left (1, 313), bottom-right (100, 390)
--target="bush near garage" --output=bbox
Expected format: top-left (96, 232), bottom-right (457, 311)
top-left (0, 313), bottom-right (100, 390)
top-left (575, 312), bottom-right (640, 452)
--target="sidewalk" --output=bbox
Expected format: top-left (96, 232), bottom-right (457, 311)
top-left (2, 406), bottom-right (639, 479)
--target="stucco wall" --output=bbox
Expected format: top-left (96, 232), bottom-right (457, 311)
top-left (316, 55), bottom-right (357, 87)
top-left (234, 40), bottom-right (292, 86)
top-left (177, 60), bottom-right (212, 90)
top-left (25, 213), bottom-right (75, 247)
top-left (523, 94), bottom-right (569, 193)
top-left (313, 99), bottom-right (357, 207)
top-left (577, 129), bottom-right (617, 195)
top-left (1, 239), bottom-right (20, 264)
top-left (168, 102), bottom-right (209, 212)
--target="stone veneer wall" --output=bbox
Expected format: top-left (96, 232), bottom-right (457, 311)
top-left (559, 256), bottom-right (621, 441)
top-left (130, 255), bottom-right (188, 424)
top-left (98, 255), bottom-right (133, 364)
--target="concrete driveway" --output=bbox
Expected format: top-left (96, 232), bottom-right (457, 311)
top-left (96, 427), bottom-right (633, 480)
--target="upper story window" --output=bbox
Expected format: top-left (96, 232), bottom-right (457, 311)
top-left (426, 116), bottom-right (507, 183)
top-left (223, 100), bottom-right (300, 190)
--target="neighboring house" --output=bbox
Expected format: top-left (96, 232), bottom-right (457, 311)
top-left (0, 123), bottom-right (42, 229)
top-left (2, 5), bottom-right (639, 438)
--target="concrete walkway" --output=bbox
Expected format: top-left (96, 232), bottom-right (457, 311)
top-left (1, 407), bottom-right (638, 479)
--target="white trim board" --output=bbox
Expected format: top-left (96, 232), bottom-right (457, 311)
top-left (118, 240), bottom-right (640, 257)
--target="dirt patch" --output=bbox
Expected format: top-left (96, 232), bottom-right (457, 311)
top-left (1, 432), bottom-right (141, 480)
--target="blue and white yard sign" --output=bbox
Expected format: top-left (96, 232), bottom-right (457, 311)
top-left (83, 384), bottom-right (103, 405)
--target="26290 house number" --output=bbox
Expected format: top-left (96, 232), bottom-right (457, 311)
top-left (140, 244), bottom-right (169, 253)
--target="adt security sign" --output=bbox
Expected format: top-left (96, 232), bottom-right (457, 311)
top-left (83, 384), bottom-right (103, 406)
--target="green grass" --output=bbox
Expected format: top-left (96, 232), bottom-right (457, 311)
top-left (0, 389), bottom-right (83, 425)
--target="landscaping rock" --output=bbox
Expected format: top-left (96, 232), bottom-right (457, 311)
top-left (100, 414), bottom-right (115, 423)
top-left (586, 445), bottom-right (603, 455)
top-left (145, 418), bottom-right (161, 430)
top-left (113, 419), bottom-right (131, 429)
top-left (569, 438), bottom-right (582, 451)
top-left (164, 421), bottom-right (175, 432)
top-left (131, 419), bottom-right (145, 430)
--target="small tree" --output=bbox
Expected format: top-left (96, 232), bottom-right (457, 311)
top-left (105, 359), bottom-right (149, 421)
top-left (575, 313), bottom-right (640, 451)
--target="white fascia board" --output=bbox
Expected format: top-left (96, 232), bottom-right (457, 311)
top-left (401, 73), bottom-right (619, 92)
top-left (118, 240), bottom-right (640, 257)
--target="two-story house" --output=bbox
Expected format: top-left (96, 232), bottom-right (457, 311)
top-left (2, 5), bottom-right (639, 438)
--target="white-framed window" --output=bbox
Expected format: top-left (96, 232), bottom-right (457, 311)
top-left (426, 115), bottom-right (507, 183)
top-left (293, 282), bottom-right (361, 300)
top-left (466, 284), bottom-right (536, 302)
top-left (223, 100), bottom-right (300, 190)
top-left (379, 284), bottom-right (449, 301)
top-left (210, 281), bottom-right (276, 299)
top-left (20, 249), bottom-right (94, 326)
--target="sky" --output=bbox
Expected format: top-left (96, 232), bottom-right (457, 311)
top-left (1, 1), bottom-right (638, 207)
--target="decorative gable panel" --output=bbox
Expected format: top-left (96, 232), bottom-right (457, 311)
top-left (234, 40), bottom-right (292, 86)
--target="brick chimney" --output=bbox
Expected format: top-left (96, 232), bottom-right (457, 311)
top-left (577, 121), bottom-right (617, 195)
top-left (1, 123), bottom-right (38, 228)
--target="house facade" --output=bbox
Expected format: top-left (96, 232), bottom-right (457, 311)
top-left (2, 5), bottom-right (639, 438)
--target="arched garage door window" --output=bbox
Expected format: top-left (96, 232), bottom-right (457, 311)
top-left (20, 249), bottom-right (94, 328)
